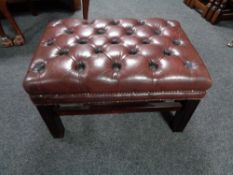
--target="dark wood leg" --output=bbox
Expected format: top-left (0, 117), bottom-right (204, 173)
top-left (0, 21), bottom-right (5, 36)
top-left (37, 105), bottom-right (65, 138)
top-left (73, 0), bottom-right (81, 10)
top-left (203, 0), bottom-right (215, 17)
top-left (211, 0), bottom-right (228, 24)
top-left (0, 0), bottom-right (23, 36)
top-left (189, 0), bottom-right (196, 8)
top-left (0, 20), bottom-right (14, 47)
top-left (206, 0), bottom-right (221, 21)
top-left (0, 0), bottom-right (25, 45)
top-left (171, 100), bottom-right (200, 132)
top-left (82, 0), bottom-right (89, 20)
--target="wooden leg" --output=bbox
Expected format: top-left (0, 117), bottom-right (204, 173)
top-left (73, 0), bottom-right (81, 11)
top-left (171, 100), bottom-right (200, 132)
top-left (184, 0), bottom-right (191, 6)
top-left (206, 0), bottom-right (222, 21)
top-left (0, 21), bottom-right (14, 47)
top-left (37, 105), bottom-right (65, 138)
top-left (82, 0), bottom-right (89, 20)
top-left (189, 0), bottom-right (196, 8)
top-left (203, 0), bottom-right (215, 17)
top-left (0, 0), bottom-right (23, 36)
top-left (0, 21), bottom-right (5, 36)
top-left (211, 0), bottom-right (228, 24)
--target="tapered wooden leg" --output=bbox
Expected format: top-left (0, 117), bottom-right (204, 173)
top-left (37, 105), bottom-right (65, 138)
top-left (171, 100), bottom-right (200, 132)
top-left (82, 0), bottom-right (89, 20)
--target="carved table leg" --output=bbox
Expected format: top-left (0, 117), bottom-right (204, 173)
top-left (206, 0), bottom-right (222, 21)
top-left (37, 105), bottom-right (65, 138)
top-left (203, 0), bottom-right (216, 17)
top-left (211, 0), bottom-right (228, 24)
top-left (184, 0), bottom-right (194, 6)
top-left (189, 0), bottom-right (197, 8)
top-left (171, 100), bottom-right (200, 132)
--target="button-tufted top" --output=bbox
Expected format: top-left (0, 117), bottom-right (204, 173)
top-left (23, 18), bottom-right (212, 104)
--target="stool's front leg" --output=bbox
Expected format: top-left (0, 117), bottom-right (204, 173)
top-left (36, 105), bottom-right (65, 138)
top-left (171, 100), bottom-right (200, 132)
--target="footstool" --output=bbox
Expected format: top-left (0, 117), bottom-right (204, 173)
top-left (23, 18), bottom-right (212, 138)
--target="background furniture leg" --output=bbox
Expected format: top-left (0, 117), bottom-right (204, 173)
top-left (0, 21), bottom-right (5, 36)
top-left (211, 0), bottom-right (228, 23)
top-left (0, 0), bottom-right (24, 45)
top-left (171, 100), bottom-right (200, 132)
top-left (203, 0), bottom-right (216, 17)
top-left (73, 0), bottom-right (81, 10)
top-left (206, 0), bottom-right (221, 21)
top-left (82, 0), bottom-right (89, 20)
top-left (184, 0), bottom-right (194, 6)
top-left (37, 105), bottom-right (65, 138)
top-left (0, 21), bottom-right (13, 47)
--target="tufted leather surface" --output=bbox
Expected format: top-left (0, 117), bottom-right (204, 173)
top-left (23, 18), bottom-right (212, 104)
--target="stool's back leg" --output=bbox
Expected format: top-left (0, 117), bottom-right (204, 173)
top-left (36, 105), bottom-right (65, 138)
top-left (171, 100), bottom-right (200, 132)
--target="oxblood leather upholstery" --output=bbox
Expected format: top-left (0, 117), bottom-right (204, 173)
top-left (23, 18), bottom-right (212, 104)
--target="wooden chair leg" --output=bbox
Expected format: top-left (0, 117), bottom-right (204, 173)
top-left (37, 105), bottom-right (65, 138)
top-left (171, 100), bottom-right (200, 132)
top-left (82, 0), bottom-right (89, 20)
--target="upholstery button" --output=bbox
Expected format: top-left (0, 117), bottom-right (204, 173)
top-left (46, 38), bottom-right (54, 46)
top-left (154, 29), bottom-right (161, 35)
top-left (184, 60), bottom-right (195, 69)
top-left (149, 61), bottom-right (158, 71)
top-left (32, 62), bottom-right (45, 73)
top-left (58, 48), bottom-right (69, 56)
top-left (96, 28), bottom-right (106, 35)
top-left (126, 27), bottom-right (134, 35)
top-left (139, 20), bottom-right (145, 25)
top-left (76, 62), bottom-right (86, 73)
top-left (111, 38), bottom-right (120, 44)
top-left (163, 48), bottom-right (173, 56)
top-left (173, 39), bottom-right (182, 46)
top-left (64, 28), bottom-right (74, 34)
top-left (111, 20), bottom-right (119, 25)
top-left (77, 38), bottom-right (87, 44)
top-left (112, 62), bottom-right (121, 72)
top-left (95, 47), bottom-right (103, 54)
top-left (142, 38), bottom-right (150, 44)
top-left (129, 48), bottom-right (138, 55)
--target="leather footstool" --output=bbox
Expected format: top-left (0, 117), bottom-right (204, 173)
top-left (23, 18), bottom-right (212, 138)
